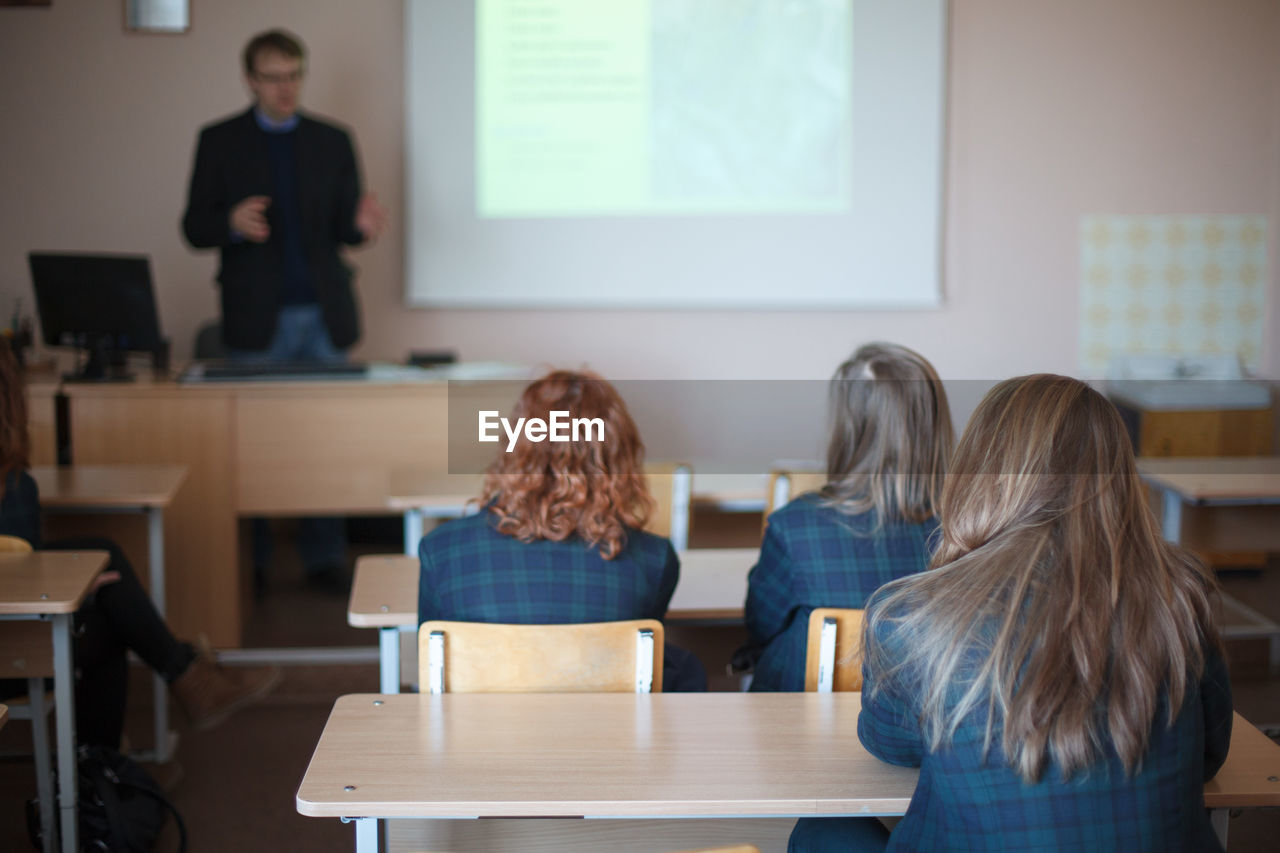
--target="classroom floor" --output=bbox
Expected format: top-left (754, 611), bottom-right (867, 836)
top-left (1, 511), bottom-right (1278, 852)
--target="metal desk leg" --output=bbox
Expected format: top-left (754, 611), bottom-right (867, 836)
top-left (349, 816), bottom-right (378, 853)
top-left (1211, 808), bottom-right (1229, 848)
top-left (148, 507), bottom-right (171, 764)
top-left (1160, 489), bottom-right (1183, 544)
top-left (29, 675), bottom-right (54, 853)
top-left (51, 613), bottom-right (78, 853)
top-left (403, 509), bottom-right (424, 556)
top-left (379, 628), bottom-right (401, 694)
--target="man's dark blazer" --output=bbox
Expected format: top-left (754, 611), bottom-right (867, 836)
top-left (182, 108), bottom-right (364, 351)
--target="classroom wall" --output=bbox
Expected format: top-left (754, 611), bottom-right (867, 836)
top-left (0, 0), bottom-right (1276, 386)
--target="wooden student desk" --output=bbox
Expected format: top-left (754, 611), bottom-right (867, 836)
top-left (350, 548), bottom-right (757, 693)
top-left (0, 549), bottom-right (111, 853)
top-left (297, 693), bottom-right (1280, 853)
top-left (30, 463), bottom-right (187, 763)
top-left (1137, 457), bottom-right (1280, 672)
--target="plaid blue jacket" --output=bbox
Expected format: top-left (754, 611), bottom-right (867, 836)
top-left (744, 494), bottom-right (937, 692)
top-left (417, 510), bottom-right (679, 627)
top-left (859, 598), bottom-right (1234, 852)
top-left (0, 470), bottom-right (42, 547)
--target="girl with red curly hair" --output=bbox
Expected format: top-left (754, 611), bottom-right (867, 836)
top-left (416, 370), bottom-right (705, 690)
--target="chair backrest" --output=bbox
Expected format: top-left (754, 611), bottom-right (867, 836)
top-left (0, 534), bottom-right (33, 553)
top-left (644, 462), bottom-right (692, 551)
top-left (804, 607), bottom-right (865, 692)
top-left (419, 619), bottom-right (665, 694)
top-left (763, 468), bottom-right (826, 532)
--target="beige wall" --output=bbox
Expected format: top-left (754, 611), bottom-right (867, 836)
top-left (1, 0), bottom-right (1277, 383)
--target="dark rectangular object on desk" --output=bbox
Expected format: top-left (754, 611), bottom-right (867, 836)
top-left (408, 350), bottom-right (457, 368)
top-left (179, 361), bottom-right (369, 383)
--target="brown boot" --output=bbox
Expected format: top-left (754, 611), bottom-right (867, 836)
top-left (171, 645), bottom-right (282, 732)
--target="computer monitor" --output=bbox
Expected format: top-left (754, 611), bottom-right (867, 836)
top-left (28, 252), bottom-right (165, 381)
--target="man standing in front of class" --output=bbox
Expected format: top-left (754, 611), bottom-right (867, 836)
top-left (182, 29), bottom-right (387, 592)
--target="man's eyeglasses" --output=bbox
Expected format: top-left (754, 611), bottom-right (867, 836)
top-left (252, 70), bottom-right (304, 85)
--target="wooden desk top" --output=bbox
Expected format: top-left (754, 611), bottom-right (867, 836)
top-left (1136, 457), bottom-right (1280, 504)
top-left (297, 694), bottom-right (1280, 820)
top-left (1205, 714), bottom-right (1280, 807)
top-left (386, 472), bottom-right (483, 511)
top-left (665, 547), bottom-right (755, 620)
top-left (0, 551), bottom-right (111, 615)
top-left (297, 692), bottom-right (915, 819)
top-left (349, 548), bottom-right (756, 628)
top-left (348, 555), bottom-right (418, 628)
top-left (31, 464), bottom-right (188, 509)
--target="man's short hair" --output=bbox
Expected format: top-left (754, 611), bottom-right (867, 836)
top-left (243, 29), bottom-right (306, 76)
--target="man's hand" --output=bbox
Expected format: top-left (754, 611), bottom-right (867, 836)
top-left (355, 192), bottom-right (389, 242)
top-left (229, 195), bottom-right (272, 242)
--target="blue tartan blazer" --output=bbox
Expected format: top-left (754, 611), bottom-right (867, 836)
top-left (859, 596), bottom-right (1234, 852)
top-left (417, 510), bottom-right (679, 627)
top-left (744, 494), bottom-right (938, 692)
top-left (0, 470), bottom-right (42, 547)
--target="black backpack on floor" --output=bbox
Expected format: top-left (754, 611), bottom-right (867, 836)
top-left (26, 745), bottom-right (187, 852)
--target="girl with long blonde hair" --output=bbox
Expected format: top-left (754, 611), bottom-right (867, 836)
top-left (744, 342), bottom-right (953, 691)
top-left (790, 374), bottom-right (1231, 852)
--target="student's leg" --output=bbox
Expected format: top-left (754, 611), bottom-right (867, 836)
top-left (72, 598), bottom-right (130, 750)
top-left (788, 818), bottom-right (890, 853)
top-left (44, 537), bottom-right (195, 680)
top-left (45, 536), bottom-right (281, 730)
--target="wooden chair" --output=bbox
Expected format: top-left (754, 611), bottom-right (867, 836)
top-left (763, 468), bottom-right (826, 532)
top-left (804, 607), bottom-right (865, 692)
top-left (644, 462), bottom-right (693, 551)
top-left (0, 534), bottom-right (58, 850)
top-left (419, 619), bottom-right (664, 693)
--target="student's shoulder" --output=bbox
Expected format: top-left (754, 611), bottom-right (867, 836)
top-left (622, 527), bottom-right (676, 563)
top-left (767, 493), bottom-right (846, 535)
top-left (420, 511), bottom-right (498, 552)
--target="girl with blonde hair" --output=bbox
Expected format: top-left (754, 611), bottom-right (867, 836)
top-left (744, 342), bottom-right (953, 691)
top-left (790, 374), bottom-right (1231, 852)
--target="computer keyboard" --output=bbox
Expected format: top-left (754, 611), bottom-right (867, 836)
top-left (179, 361), bottom-right (369, 383)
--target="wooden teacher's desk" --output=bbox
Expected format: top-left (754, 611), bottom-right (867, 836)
top-left (28, 367), bottom-right (522, 647)
top-left (297, 693), bottom-right (1280, 853)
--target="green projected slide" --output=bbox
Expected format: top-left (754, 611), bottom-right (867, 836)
top-left (477, 0), bottom-right (853, 217)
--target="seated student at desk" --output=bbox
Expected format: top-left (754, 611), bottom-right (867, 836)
top-left (0, 343), bottom-right (280, 748)
top-left (744, 342), bottom-right (953, 691)
top-left (417, 370), bottom-right (705, 691)
top-left (789, 375), bottom-right (1232, 852)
